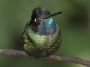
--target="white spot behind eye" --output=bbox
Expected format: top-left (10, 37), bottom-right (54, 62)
top-left (34, 18), bottom-right (36, 22)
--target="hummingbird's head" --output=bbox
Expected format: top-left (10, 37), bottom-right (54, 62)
top-left (30, 6), bottom-right (62, 26)
top-left (29, 7), bottom-right (62, 35)
top-left (30, 7), bottom-right (51, 25)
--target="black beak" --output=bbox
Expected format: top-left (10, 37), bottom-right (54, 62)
top-left (48, 11), bottom-right (62, 18)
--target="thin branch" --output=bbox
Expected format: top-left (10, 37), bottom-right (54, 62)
top-left (0, 49), bottom-right (28, 56)
top-left (46, 55), bottom-right (90, 66)
top-left (0, 49), bottom-right (90, 66)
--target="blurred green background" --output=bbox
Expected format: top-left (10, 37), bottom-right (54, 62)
top-left (0, 0), bottom-right (89, 67)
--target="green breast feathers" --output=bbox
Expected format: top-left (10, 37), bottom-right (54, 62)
top-left (28, 24), bottom-right (59, 47)
top-left (22, 24), bottom-right (61, 58)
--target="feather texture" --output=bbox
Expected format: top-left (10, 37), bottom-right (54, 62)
top-left (22, 7), bottom-right (61, 58)
top-left (22, 23), bottom-right (61, 57)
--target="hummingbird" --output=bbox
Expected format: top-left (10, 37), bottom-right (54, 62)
top-left (22, 7), bottom-right (62, 58)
